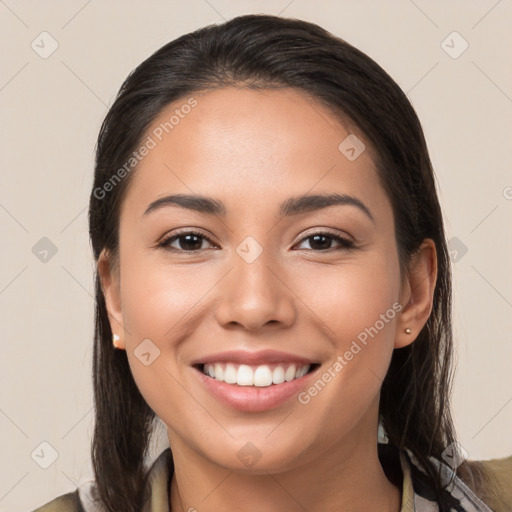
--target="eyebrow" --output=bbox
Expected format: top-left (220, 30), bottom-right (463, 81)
top-left (143, 192), bottom-right (375, 223)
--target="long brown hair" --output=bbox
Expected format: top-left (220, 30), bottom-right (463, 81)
top-left (88, 14), bottom-right (489, 511)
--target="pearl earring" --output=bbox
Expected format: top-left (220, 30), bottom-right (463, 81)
top-left (404, 328), bottom-right (412, 334)
top-left (112, 333), bottom-right (121, 349)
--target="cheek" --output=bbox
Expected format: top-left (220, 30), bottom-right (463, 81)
top-left (119, 251), bottom-right (209, 340)
top-left (291, 255), bottom-right (401, 437)
top-left (115, 251), bottom-right (206, 411)
top-left (294, 251), bottom-right (401, 345)
top-left (293, 251), bottom-right (401, 402)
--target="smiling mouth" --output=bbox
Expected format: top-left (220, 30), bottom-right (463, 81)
top-left (194, 362), bottom-right (320, 387)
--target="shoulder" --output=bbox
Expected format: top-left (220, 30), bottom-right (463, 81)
top-left (30, 489), bottom-right (83, 512)
top-left (29, 449), bottom-right (172, 512)
top-left (403, 447), bottom-right (511, 511)
top-left (476, 454), bottom-right (512, 511)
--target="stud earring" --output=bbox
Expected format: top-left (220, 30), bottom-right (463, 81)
top-left (404, 328), bottom-right (412, 334)
top-left (112, 333), bottom-right (121, 349)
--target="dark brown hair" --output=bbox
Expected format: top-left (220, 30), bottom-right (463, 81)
top-left (88, 14), bottom-right (490, 511)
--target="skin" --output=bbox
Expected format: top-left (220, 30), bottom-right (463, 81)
top-left (98, 87), bottom-right (437, 512)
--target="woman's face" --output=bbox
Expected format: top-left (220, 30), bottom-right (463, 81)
top-left (101, 86), bottom-right (418, 472)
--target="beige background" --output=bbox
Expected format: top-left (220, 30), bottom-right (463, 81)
top-left (0, 1), bottom-right (511, 510)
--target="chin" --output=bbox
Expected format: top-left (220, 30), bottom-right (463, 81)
top-left (199, 435), bottom-right (313, 475)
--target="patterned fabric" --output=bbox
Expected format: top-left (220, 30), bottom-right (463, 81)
top-left (32, 444), bottom-right (500, 512)
top-left (400, 448), bottom-right (495, 511)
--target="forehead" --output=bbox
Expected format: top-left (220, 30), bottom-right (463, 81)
top-left (121, 87), bottom-right (389, 220)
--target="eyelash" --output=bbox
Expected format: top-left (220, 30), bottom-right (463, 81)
top-left (157, 229), bottom-right (356, 254)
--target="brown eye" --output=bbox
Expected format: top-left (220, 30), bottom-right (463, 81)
top-left (157, 230), bottom-right (356, 254)
top-left (158, 230), bottom-right (216, 253)
top-left (295, 232), bottom-right (355, 252)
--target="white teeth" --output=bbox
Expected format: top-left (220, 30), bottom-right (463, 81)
top-left (284, 364), bottom-right (296, 382)
top-left (296, 365), bottom-right (307, 378)
top-left (202, 362), bottom-right (311, 387)
top-left (253, 365), bottom-right (273, 387)
top-left (214, 363), bottom-right (224, 381)
top-left (272, 366), bottom-right (285, 384)
top-left (236, 364), bottom-right (253, 386)
top-left (224, 363), bottom-right (237, 384)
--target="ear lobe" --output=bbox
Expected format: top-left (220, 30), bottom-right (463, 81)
top-left (97, 249), bottom-right (126, 349)
top-left (395, 239), bottom-right (438, 349)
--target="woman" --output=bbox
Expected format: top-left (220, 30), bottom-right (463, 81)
top-left (33, 13), bottom-right (511, 512)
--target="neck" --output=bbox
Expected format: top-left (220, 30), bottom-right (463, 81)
top-left (168, 430), bottom-right (401, 512)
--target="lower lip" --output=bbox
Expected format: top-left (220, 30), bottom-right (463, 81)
top-left (193, 366), bottom-right (319, 412)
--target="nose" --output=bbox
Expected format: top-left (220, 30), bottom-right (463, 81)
top-left (213, 249), bottom-right (297, 332)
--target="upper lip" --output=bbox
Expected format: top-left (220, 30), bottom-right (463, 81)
top-left (191, 349), bottom-right (319, 367)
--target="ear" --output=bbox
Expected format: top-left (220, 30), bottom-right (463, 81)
top-left (395, 239), bottom-right (438, 349)
top-left (97, 248), bottom-right (126, 350)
